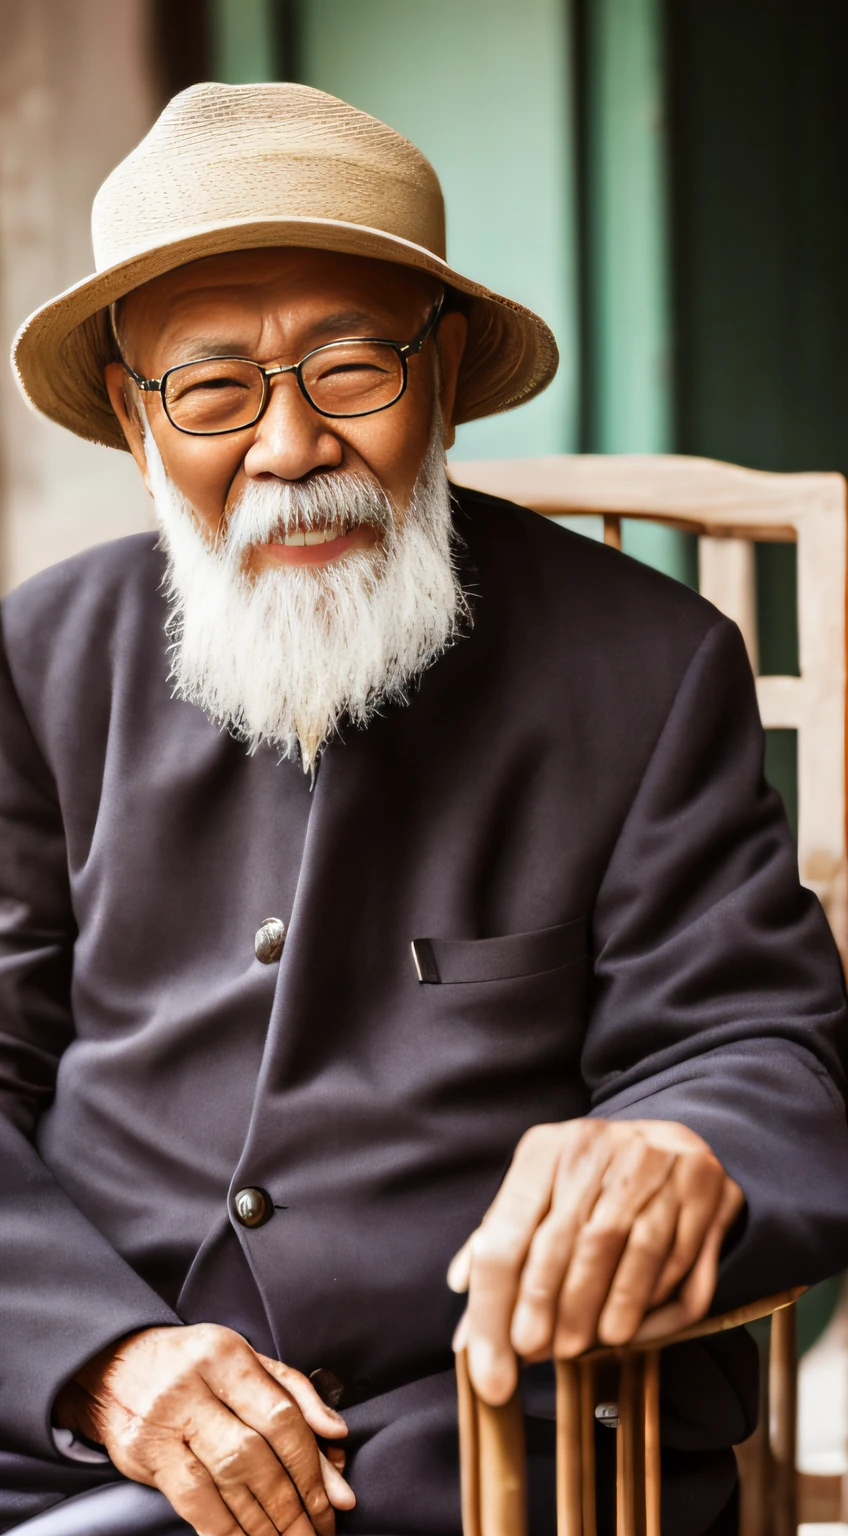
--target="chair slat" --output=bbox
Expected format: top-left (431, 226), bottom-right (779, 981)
top-left (456, 1348), bottom-right (482, 1536)
top-left (616, 1355), bottom-right (646, 1536)
top-left (579, 1360), bottom-right (598, 1536)
top-left (556, 1360), bottom-right (584, 1535)
top-left (769, 1305), bottom-right (798, 1536)
top-left (643, 1351), bottom-right (661, 1536)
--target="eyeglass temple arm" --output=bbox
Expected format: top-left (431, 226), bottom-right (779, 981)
top-left (107, 305), bottom-right (162, 392)
top-left (401, 289), bottom-right (446, 358)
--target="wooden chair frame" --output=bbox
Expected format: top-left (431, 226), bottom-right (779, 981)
top-left (450, 454), bottom-right (848, 965)
top-left (448, 453), bottom-right (848, 1530)
top-left (456, 1289), bottom-right (805, 1536)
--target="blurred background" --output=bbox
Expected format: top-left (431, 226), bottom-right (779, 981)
top-left (2, 0), bottom-right (847, 1485)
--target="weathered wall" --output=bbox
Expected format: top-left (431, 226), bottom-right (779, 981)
top-left (0, 0), bottom-right (156, 593)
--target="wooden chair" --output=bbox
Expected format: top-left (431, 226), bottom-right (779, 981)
top-left (456, 1288), bottom-right (804, 1536)
top-left (448, 453), bottom-right (848, 1532)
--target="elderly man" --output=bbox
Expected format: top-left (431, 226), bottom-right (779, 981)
top-left (2, 81), bottom-right (847, 1536)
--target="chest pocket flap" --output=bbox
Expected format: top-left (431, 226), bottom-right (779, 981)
top-left (411, 917), bottom-right (588, 985)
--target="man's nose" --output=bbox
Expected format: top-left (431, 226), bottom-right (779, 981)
top-left (242, 372), bottom-right (344, 481)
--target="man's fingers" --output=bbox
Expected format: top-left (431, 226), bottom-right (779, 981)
top-left (222, 1489), bottom-right (291, 1536)
top-left (552, 1138), bottom-right (675, 1357)
top-left (447, 1236), bottom-right (474, 1294)
top-left (464, 1124), bottom-right (572, 1402)
top-left (260, 1364), bottom-right (355, 1512)
top-left (187, 1398), bottom-right (327, 1536)
top-left (509, 1132), bottom-right (615, 1358)
top-left (634, 1177), bottom-right (746, 1342)
top-left (676, 1177), bottom-right (746, 1321)
top-left (320, 1449), bottom-right (356, 1510)
top-left (646, 1152), bottom-right (725, 1307)
top-left (256, 1356), bottom-right (348, 1440)
top-left (183, 1367), bottom-right (334, 1536)
top-left (154, 1450), bottom-right (252, 1536)
top-left (202, 1350), bottom-right (353, 1524)
top-left (595, 1179), bottom-right (679, 1345)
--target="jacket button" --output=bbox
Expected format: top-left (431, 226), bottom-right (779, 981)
top-left (255, 918), bottom-right (286, 964)
top-left (233, 1187), bottom-right (271, 1228)
top-left (310, 1367), bottom-right (345, 1409)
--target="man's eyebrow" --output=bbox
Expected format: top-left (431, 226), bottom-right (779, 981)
top-left (306, 308), bottom-right (385, 338)
top-left (162, 310), bottom-right (392, 367)
top-left (164, 336), bottom-right (244, 363)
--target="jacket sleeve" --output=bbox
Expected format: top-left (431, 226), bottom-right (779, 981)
top-left (0, 618), bottom-right (179, 1462)
top-left (584, 615), bottom-right (848, 1309)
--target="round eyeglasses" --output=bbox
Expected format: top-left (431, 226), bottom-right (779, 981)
top-left (113, 292), bottom-right (445, 436)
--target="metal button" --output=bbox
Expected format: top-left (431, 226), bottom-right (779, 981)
top-left (233, 1187), bottom-right (271, 1228)
top-left (594, 1401), bottom-right (620, 1429)
top-left (255, 917), bottom-right (286, 964)
top-left (310, 1367), bottom-right (345, 1409)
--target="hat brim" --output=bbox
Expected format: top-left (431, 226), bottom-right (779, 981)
top-left (11, 216), bottom-right (559, 451)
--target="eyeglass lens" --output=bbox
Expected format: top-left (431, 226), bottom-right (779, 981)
top-left (162, 342), bottom-right (406, 432)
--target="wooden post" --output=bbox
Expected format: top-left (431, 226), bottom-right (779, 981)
top-left (456, 1349), bottom-right (482, 1536)
top-left (603, 513), bottom-right (623, 549)
top-left (769, 1306), bottom-right (797, 1536)
top-left (580, 1359), bottom-right (598, 1536)
top-left (556, 1360), bottom-right (584, 1535)
top-left (698, 537), bottom-right (759, 672)
top-left (476, 1390), bottom-right (527, 1536)
top-left (617, 1354), bottom-right (646, 1536)
top-left (0, 0), bottom-right (155, 592)
top-left (643, 1351), bottom-right (661, 1536)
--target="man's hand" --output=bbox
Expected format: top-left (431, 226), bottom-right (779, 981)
top-left (54, 1324), bottom-right (355, 1536)
top-left (448, 1118), bottom-right (744, 1405)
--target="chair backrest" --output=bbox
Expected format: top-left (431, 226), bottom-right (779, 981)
top-left (455, 1289), bottom-right (805, 1536)
top-left (450, 453), bottom-right (848, 965)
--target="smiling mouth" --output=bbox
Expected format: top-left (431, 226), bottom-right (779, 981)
top-left (271, 525), bottom-right (344, 546)
top-left (250, 520), bottom-right (382, 570)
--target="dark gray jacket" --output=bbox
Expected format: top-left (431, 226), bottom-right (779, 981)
top-left (1, 488), bottom-right (847, 1535)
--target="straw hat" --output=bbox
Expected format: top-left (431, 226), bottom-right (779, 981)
top-left (11, 81), bottom-right (558, 452)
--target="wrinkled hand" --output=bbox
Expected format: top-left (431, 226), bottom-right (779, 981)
top-left (448, 1118), bottom-right (745, 1405)
top-left (54, 1323), bottom-right (355, 1536)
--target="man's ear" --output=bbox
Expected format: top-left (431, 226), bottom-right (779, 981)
top-left (104, 363), bottom-right (152, 493)
top-left (435, 311), bottom-right (468, 451)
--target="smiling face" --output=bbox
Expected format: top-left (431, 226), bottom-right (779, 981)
top-left (105, 247), bottom-right (467, 573)
top-left (102, 248), bottom-right (470, 770)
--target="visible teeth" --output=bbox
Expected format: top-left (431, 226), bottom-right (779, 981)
top-left (281, 526), bottom-right (343, 547)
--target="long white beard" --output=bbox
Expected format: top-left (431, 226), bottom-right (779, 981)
top-left (145, 424), bottom-right (468, 771)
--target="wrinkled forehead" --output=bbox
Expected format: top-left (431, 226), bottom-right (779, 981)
top-left (116, 247), bottom-right (440, 356)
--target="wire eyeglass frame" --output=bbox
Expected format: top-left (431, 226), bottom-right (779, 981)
top-left (111, 290), bottom-right (446, 436)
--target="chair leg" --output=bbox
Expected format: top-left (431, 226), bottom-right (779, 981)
top-left (643, 1350), bottom-right (661, 1536)
top-left (456, 1348), bottom-right (482, 1536)
top-left (456, 1348), bottom-right (528, 1536)
top-left (736, 1324), bottom-right (773, 1536)
top-left (617, 1354), bottom-right (647, 1536)
top-left (557, 1360), bottom-right (584, 1536)
top-left (580, 1360), bottom-right (598, 1536)
top-left (769, 1306), bottom-right (798, 1536)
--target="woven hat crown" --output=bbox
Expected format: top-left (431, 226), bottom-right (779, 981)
top-left (92, 82), bottom-right (447, 272)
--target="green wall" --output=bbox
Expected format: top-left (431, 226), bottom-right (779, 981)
top-left (210, 0), bottom-right (278, 82)
top-left (583, 0), bottom-right (695, 585)
top-left (289, 0), bottom-right (581, 462)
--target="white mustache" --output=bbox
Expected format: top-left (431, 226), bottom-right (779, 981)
top-left (221, 472), bottom-right (394, 566)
